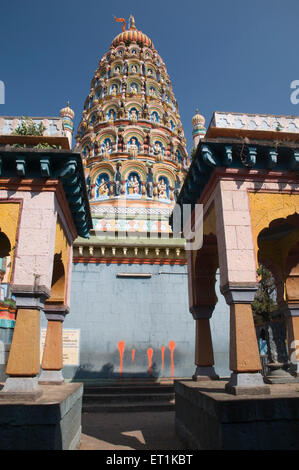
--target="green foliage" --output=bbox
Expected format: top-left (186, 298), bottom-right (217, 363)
top-left (13, 117), bottom-right (46, 136)
top-left (11, 143), bottom-right (61, 149)
top-left (3, 298), bottom-right (16, 308)
top-left (252, 265), bottom-right (277, 323)
top-left (34, 143), bottom-right (61, 149)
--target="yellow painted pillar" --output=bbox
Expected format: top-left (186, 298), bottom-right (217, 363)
top-left (195, 319), bottom-right (214, 367)
top-left (1, 307), bottom-right (43, 397)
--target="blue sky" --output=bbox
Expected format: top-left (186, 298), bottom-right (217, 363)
top-left (0, 0), bottom-right (298, 151)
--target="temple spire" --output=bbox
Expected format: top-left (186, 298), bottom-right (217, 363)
top-left (129, 14), bottom-right (136, 30)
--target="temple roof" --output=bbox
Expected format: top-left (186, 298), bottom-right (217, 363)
top-left (111, 16), bottom-right (155, 50)
top-left (76, 15), bottom-right (189, 226)
top-left (0, 148), bottom-right (92, 238)
top-left (174, 135), bottom-right (299, 210)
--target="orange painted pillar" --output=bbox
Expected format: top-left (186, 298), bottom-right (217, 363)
top-left (39, 311), bottom-right (67, 384)
top-left (193, 318), bottom-right (219, 380)
top-left (229, 303), bottom-right (261, 373)
top-left (221, 285), bottom-right (269, 393)
top-left (191, 307), bottom-right (219, 380)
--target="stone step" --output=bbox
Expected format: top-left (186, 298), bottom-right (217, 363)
top-left (82, 380), bottom-right (176, 412)
top-left (83, 392), bottom-right (174, 404)
top-left (83, 385), bottom-right (174, 395)
top-left (82, 399), bottom-right (175, 413)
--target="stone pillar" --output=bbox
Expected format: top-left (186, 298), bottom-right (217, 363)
top-left (286, 304), bottom-right (299, 376)
top-left (187, 245), bottom-right (219, 380)
top-left (39, 310), bottom-right (67, 384)
top-left (192, 309), bottom-right (218, 380)
top-left (2, 288), bottom-right (49, 399)
top-left (221, 285), bottom-right (269, 394)
top-left (285, 255), bottom-right (299, 376)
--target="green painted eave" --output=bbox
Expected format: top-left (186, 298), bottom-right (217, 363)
top-left (74, 234), bottom-right (186, 248)
top-left (0, 147), bottom-right (92, 238)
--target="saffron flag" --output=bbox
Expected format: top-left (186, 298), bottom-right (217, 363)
top-left (114, 16), bottom-right (126, 32)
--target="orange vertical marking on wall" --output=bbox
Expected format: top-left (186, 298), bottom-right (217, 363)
top-left (147, 348), bottom-right (154, 375)
top-left (169, 341), bottom-right (175, 377)
top-left (132, 349), bottom-right (135, 363)
top-left (118, 341), bottom-right (125, 375)
top-left (161, 346), bottom-right (165, 375)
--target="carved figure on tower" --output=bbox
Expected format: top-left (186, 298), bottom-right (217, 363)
top-left (114, 164), bottom-right (122, 196)
top-left (158, 178), bottom-right (167, 199)
top-left (102, 140), bottom-right (111, 160)
top-left (146, 167), bottom-right (154, 198)
top-left (154, 142), bottom-right (163, 161)
top-left (129, 138), bottom-right (138, 158)
top-left (98, 178), bottom-right (110, 197)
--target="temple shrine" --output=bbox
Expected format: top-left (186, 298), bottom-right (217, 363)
top-left (61, 15), bottom-right (229, 380)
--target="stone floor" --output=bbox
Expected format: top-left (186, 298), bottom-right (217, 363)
top-left (79, 411), bottom-right (185, 450)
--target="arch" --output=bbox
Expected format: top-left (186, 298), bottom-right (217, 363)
top-left (189, 233), bottom-right (219, 317)
top-left (257, 212), bottom-right (299, 283)
top-left (148, 85), bottom-right (158, 98)
top-left (127, 135), bottom-right (141, 153)
top-left (115, 46), bottom-right (125, 56)
top-left (129, 45), bottom-right (141, 57)
top-left (150, 110), bottom-right (160, 123)
top-left (150, 131), bottom-right (169, 149)
top-left (143, 48), bottom-right (153, 60)
top-left (129, 61), bottom-right (139, 74)
top-left (106, 108), bottom-right (116, 121)
top-left (109, 83), bottom-right (119, 96)
top-left (95, 128), bottom-right (117, 145)
top-left (127, 80), bottom-right (140, 95)
top-left (0, 231), bottom-right (11, 258)
top-left (128, 107), bottom-right (139, 121)
top-left (123, 126), bottom-right (145, 146)
top-left (125, 100), bottom-right (142, 115)
top-left (46, 218), bottom-right (69, 305)
top-left (153, 165), bottom-right (176, 187)
top-left (112, 63), bottom-right (122, 76)
top-left (49, 253), bottom-right (65, 303)
top-left (145, 66), bottom-right (156, 79)
top-left (89, 162), bottom-right (115, 183)
top-left (122, 161), bottom-right (147, 182)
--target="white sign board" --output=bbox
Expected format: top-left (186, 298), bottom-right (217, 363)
top-left (40, 328), bottom-right (80, 366)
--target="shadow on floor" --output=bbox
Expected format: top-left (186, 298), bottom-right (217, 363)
top-left (80, 411), bottom-right (185, 450)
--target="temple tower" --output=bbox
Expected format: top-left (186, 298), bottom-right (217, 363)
top-left (65, 16), bottom-right (222, 380)
top-left (75, 15), bottom-right (189, 230)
